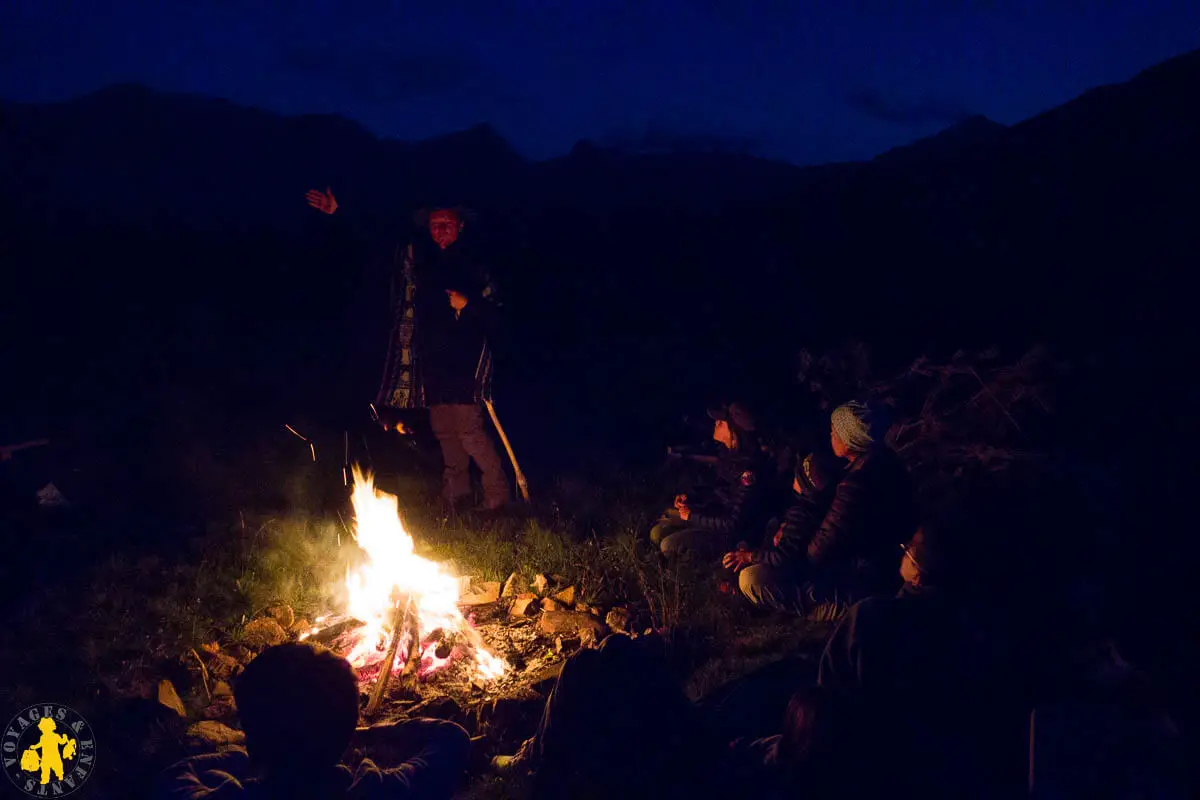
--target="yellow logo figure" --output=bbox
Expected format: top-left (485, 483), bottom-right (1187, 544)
top-left (22, 717), bottom-right (76, 785)
top-left (4, 704), bottom-right (95, 797)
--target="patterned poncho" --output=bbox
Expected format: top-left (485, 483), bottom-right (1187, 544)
top-left (375, 240), bottom-right (497, 410)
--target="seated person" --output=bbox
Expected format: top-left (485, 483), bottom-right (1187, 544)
top-left (157, 643), bottom-right (470, 799)
top-left (818, 514), bottom-right (1027, 798)
top-left (491, 633), bottom-right (731, 799)
top-left (723, 450), bottom-right (843, 612)
top-left (808, 400), bottom-right (916, 601)
top-left (651, 403), bottom-right (774, 559)
top-left (726, 400), bottom-right (915, 610)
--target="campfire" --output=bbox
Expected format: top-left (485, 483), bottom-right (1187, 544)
top-left (300, 468), bottom-right (506, 705)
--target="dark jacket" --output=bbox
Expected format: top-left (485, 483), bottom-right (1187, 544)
top-left (688, 450), bottom-right (773, 537)
top-left (817, 585), bottom-right (1025, 798)
top-left (755, 482), bottom-right (837, 571)
top-left (806, 446), bottom-right (916, 592)
top-left (378, 237), bottom-right (499, 409)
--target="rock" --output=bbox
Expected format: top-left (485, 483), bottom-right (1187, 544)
top-left (186, 721), bottom-right (245, 749)
top-left (265, 604), bottom-right (295, 629)
top-left (537, 611), bottom-right (609, 640)
top-left (213, 681), bottom-right (233, 698)
top-left (291, 618), bottom-right (312, 636)
top-left (228, 645), bottom-right (257, 665)
top-left (576, 603), bottom-right (603, 618)
top-left (201, 696), bottom-right (237, 720)
top-left (501, 572), bottom-right (522, 598)
top-left (531, 574), bottom-right (549, 595)
top-left (528, 662), bottom-right (565, 696)
top-left (541, 598), bottom-right (565, 612)
top-left (459, 581), bottom-right (502, 606)
top-left (241, 618), bottom-right (287, 650)
top-left (510, 596), bottom-right (539, 618)
top-left (156, 679), bottom-right (187, 718)
top-left (551, 586), bottom-right (577, 607)
top-left (36, 482), bottom-right (68, 508)
top-left (605, 607), bottom-right (631, 634)
top-left (206, 652), bottom-right (243, 680)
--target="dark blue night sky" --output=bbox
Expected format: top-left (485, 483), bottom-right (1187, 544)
top-left (3, 2), bottom-right (1197, 164)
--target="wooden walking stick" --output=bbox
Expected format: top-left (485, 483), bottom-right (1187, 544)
top-left (484, 398), bottom-right (530, 502)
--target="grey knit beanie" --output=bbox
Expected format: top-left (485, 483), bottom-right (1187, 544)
top-left (831, 400), bottom-right (888, 455)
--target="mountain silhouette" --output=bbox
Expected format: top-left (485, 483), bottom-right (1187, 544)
top-left (1, 48), bottom-right (1197, 478)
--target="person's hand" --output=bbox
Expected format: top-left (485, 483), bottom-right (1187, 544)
top-left (722, 549), bottom-right (754, 572)
top-left (305, 186), bottom-right (338, 215)
top-left (772, 524), bottom-right (784, 548)
top-left (677, 504), bottom-right (691, 521)
top-left (447, 290), bottom-right (469, 312)
top-left (673, 493), bottom-right (688, 510)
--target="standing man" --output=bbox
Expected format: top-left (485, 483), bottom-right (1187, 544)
top-left (306, 188), bottom-right (510, 512)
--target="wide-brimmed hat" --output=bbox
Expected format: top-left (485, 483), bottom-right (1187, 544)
top-left (411, 206), bottom-right (479, 227)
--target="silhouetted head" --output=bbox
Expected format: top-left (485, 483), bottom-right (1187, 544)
top-left (234, 643), bottom-right (359, 772)
top-left (900, 511), bottom-right (972, 589)
top-left (428, 208), bottom-right (464, 249)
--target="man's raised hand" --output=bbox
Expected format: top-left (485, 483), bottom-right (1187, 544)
top-left (305, 187), bottom-right (338, 215)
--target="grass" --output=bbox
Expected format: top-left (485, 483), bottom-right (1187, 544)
top-left (0, 465), bottom-right (835, 799)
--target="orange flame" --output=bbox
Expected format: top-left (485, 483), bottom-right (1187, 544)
top-left (338, 467), bottom-right (505, 681)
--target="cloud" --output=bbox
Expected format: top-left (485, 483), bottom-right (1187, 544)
top-left (848, 89), bottom-right (974, 126)
top-left (278, 41), bottom-right (481, 101)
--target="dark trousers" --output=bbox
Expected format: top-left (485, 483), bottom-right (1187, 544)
top-left (427, 403), bottom-right (509, 509)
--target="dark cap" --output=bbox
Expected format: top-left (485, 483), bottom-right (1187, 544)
top-left (708, 402), bottom-right (756, 433)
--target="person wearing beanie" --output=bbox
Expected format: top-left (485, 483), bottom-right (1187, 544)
top-left (802, 400), bottom-right (918, 602)
top-left (723, 450), bottom-right (844, 611)
top-left (652, 402), bottom-right (775, 560)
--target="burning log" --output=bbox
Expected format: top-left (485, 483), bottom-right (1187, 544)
top-left (365, 599), bottom-right (413, 716)
top-left (303, 615), bottom-right (365, 647)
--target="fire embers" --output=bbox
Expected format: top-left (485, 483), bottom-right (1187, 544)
top-left (308, 468), bottom-right (506, 684)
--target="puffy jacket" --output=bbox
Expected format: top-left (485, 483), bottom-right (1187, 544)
top-left (756, 482), bottom-right (838, 570)
top-left (806, 446), bottom-right (917, 589)
top-left (688, 452), bottom-right (773, 536)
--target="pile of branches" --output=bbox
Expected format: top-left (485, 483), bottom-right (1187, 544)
top-left (798, 344), bottom-right (1065, 505)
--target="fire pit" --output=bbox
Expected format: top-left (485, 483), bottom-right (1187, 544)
top-left (299, 468), bottom-right (508, 712)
